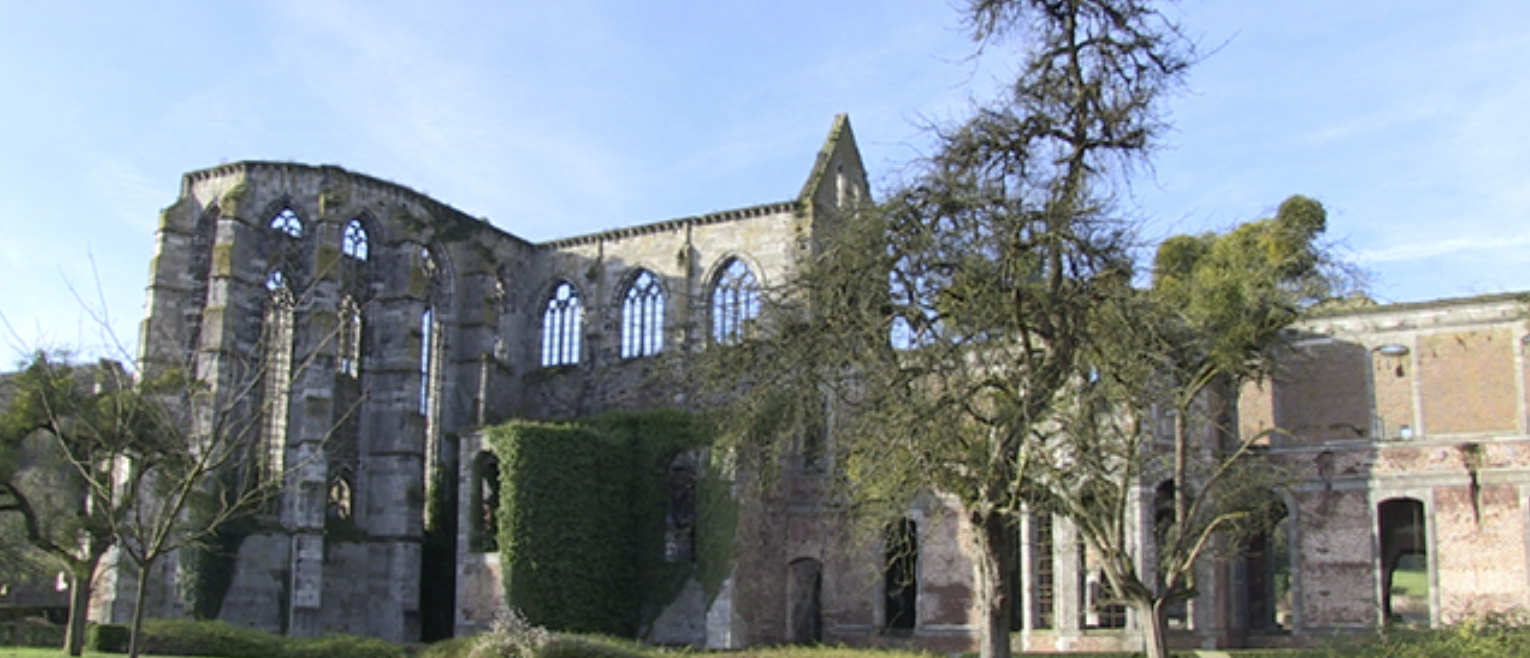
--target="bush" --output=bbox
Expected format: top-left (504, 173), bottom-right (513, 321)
top-left (538, 636), bottom-right (649, 658)
top-left (86, 623), bottom-right (131, 653)
top-left (130, 618), bottom-right (283, 657)
top-left (420, 636), bottom-right (477, 658)
top-left (467, 610), bottom-right (553, 658)
top-left (286, 633), bottom-right (408, 658)
top-left (1320, 613), bottom-right (1530, 658)
top-left (0, 620), bottom-right (65, 648)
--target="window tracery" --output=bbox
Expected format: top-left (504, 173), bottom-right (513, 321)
top-left (622, 270), bottom-right (665, 358)
top-left (712, 258), bottom-right (759, 344)
top-left (270, 208), bottom-right (303, 238)
top-left (342, 219), bottom-right (369, 260)
top-left (541, 282), bottom-right (582, 366)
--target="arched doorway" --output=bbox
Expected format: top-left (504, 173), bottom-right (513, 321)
top-left (1378, 498), bottom-right (1428, 624)
top-left (787, 558), bottom-right (823, 644)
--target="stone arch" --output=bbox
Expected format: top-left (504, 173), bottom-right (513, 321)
top-left (617, 267), bottom-right (667, 359)
top-left (787, 557), bottom-right (823, 644)
top-left (1378, 497), bottom-right (1429, 624)
top-left (884, 517), bottom-right (919, 631)
top-left (1240, 491), bottom-right (1293, 631)
top-left (471, 450), bottom-right (501, 553)
top-left (540, 280), bottom-right (584, 367)
top-left (664, 450), bottom-right (698, 562)
top-left (705, 255), bottom-right (761, 345)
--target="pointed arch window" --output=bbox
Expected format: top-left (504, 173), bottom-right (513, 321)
top-left (342, 219), bottom-right (369, 261)
top-left (270, 208), bottom-right (303, 238)
top-left (541, 282), bottom-right (582, 367)
top-left (711, 258), bottom-right (759, 345)
top-left (261, 269), bottom-right (295, 484)
top-left (622, 270), bottom-right (665, 358)
top-left (420, 306), bottom-right (434, 415)
top-left (339, 296), bottom-right (362, 377)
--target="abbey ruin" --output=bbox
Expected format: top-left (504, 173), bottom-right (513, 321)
top-left (77, 115), bottom-right (1530, 652)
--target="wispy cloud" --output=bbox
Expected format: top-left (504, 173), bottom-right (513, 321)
top-left (1356, 233), bottom-right (1530, 264)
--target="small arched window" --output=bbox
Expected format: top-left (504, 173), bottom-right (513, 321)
top-left (270, 208), bottom-right (303, 238)
top-left (327, 471), bottom-right (353, 521)
top-left (338, 296), bottom-right (362, 377)
top-left (265, 269), bottom-right (288, 293)
top-left (712, 258), bottom-right (759, 344)
top-left (622, 270), bottom-right (665, 358)
top-left (342, 219), bottom-right (369, 261)
top-left (419, 307), bottom-right (434, 415)
top-left (541, 282), bottom-right (582, 367)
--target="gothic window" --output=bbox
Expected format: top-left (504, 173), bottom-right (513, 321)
top-left (621, 270), bottom-right (665, 359)
top-left (342, 218), bottom-right (369, 261)
top-left (541, 282), bottom-right (582, 367)
top-left (472, 451), bottom-right (501, 553)
top-left (327, 471), bottom-right (353, 521)
top-left (884, 518), bottom-right (918, 631)
top-left (338, 296), bottom-right (362, 377)
top-left (664, 452), bottom-right (698, 563)
top-left (419, 306), bottom-right (434, 415)
top-left (270, 208), bottom-right (303, 238)
top-left (1033, 511), bottom-right (1055, 629)
top-left (261, 269), bottom-right (295, 484)
top-left (711, 258), bottom-right (759, 345)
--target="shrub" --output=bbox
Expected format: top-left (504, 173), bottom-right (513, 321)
top-left (132, 618), bottom-right (282, 657)
top-left (286, 633), bottom-right (409, 658)
top-left (420, 636), bottom-right (477, 658)
top-left (0, 621), bottom-right (66, 648)
top-left (86, 623), bottom-right (131, 653)
top-left (539, 635), bottom-right (649, 658)
top-left (467, 610), bottom-right (553, 658)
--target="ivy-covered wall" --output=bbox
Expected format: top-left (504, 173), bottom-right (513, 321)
top-left (484, 409), bottom-right (734, 637)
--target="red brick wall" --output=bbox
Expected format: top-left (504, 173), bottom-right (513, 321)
top-left (1434, 484), bottom-right (1528, 622)
top-left (1372, 349), bottom-right (1413, 439)
top-left (1419, 330), bottom-right (1517, 435)
top-left (1276, 340), bottom-right (1372, 443)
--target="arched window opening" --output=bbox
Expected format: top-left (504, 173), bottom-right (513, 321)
top-left (884, 518), bottom-right (918, 632)
top-left (1083, 536), bottom-right (1127, 629)
top-left (261, 269), bottom-right (295, 485)
top-left (787, 558), bottom-right (823, 645)
top-left (342, 218), bottom-right (369, 261)
top-left (1033, 511), bottom-right (1055, 630)
top-left (327, 471), bottom-right (353, 521)
top-left (1379, 498), bottom-right (1429, 624)
top-left (265, 269), bottom-right (288, 293)
top-left (472, 451), bottom-right (501, 553)
top-left (664, 452), bottom-right (698, 563)
top-left (1241, 496), bottom-right (1292, 631)
top-left (1154, 480), bottom-right (1188, 629)
top-left (541, 282), bottom-right (582, 367)
top-left (270, 208), bottom-right (303, 238)
top-left (339, 296), bottom-right (362, 377)
top-left (621, 270), bottom-right (665, 358)
top-left (711, 259), bottom-right (759, 345)
top-left (419, 307), bottom-right (434, 415)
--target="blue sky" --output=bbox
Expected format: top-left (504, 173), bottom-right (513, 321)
top-left (3, 1), bottom-right (1530, 365)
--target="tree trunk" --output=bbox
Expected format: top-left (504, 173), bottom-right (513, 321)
top-left (1139, 597), bottom-right (1171, 658)
top-left (64, 565), bottom-right (93, 656)
top-left (128, 558), bottom-right (153, 658)
top-left (972, 512), bottom-right (1013, 658)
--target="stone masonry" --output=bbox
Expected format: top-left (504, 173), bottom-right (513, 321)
top-left (108, 113), bottom-right (1530, 652)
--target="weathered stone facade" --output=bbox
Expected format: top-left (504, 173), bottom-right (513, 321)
top-left (110, 113), bottom-right (1530, 652)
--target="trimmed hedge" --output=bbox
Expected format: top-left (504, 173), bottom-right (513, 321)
top-left (79, 619), bottom-right (406, 658)
top-left (486, 409), bottom-right (726, 638)
top-left (0, 621), bottom-right (65, 648)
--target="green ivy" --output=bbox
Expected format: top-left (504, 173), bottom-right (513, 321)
top-left (485, 409), bottom-right (734, 638)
